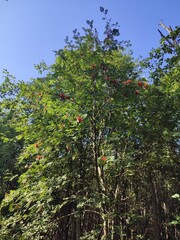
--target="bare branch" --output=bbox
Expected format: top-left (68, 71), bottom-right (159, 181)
top-left (159, 22), bottom-right (179, 47)
top-left (159, 22), bottom-right (171, 34)
top-left (158, 29), bottom-right (174, 48)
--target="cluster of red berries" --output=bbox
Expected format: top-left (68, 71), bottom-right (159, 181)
top-left (35, 143), bottom-right (39, 148)
top-left (34, 144), bottom-right (42, 160)
top-left (76, 116), bottom-right (83, 123)
top-left (37, 155), bottom-right (42, 160)
top-left (59, 93), bottom-right (70, 100)
top-left (122, 79), bottom-right (139, 96)
top-left (101, 156), bottom-right (107, 162)
top-left (105, 76), bottom-right (119, 87)
top-left (122, 79), bottom-right (132, 85)
top-left (137, 81), bottom-right (148, 88)
top-left (122, 79), bottom-right (148, 96)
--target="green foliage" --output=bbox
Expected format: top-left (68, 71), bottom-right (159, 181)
top-left (0, 100), bottom-right (23, 201)
top-left (141, 25), bottom-right (180, 84)
top-left (0, 8), bottom-right (179, 240)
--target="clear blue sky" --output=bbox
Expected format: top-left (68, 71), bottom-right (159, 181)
top-left (0, 0), bottom-right (180, 82)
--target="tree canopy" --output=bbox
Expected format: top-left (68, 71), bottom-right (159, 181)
top-left (0, 8), bottom-right (179, 240)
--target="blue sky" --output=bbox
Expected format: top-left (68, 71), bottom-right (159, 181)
top-left (0, 0), bottom-right (180, 83)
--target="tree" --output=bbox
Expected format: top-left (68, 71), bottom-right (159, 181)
top-left (0, 72), bottom-right (23, 201)
top-left (0, 8), bottom-right (179, 240)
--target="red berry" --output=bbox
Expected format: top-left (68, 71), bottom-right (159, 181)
top-left (122, 79), bottom-right (132, 85)
top-left (138, 81), bottom-right (143, 87)
top-left (101, 156), bottom-right (107, 162)
top-left (135, 90), bottom-right (139, 95)
top-left (76, 116), bottom-right (83, 123)
top-left (59, 93), bottom-right (65, 99)
top-left (37, 155), bottom-right (42, 160)
top-left (112, 79), bottom-right (119, 85)
top-left (35, 143), bottom-right (39, 148)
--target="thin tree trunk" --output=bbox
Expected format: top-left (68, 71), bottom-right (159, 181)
top-left (75, 217), bottom-right (81, 240)
top-left (148, 172), bottom-right (160, 240)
